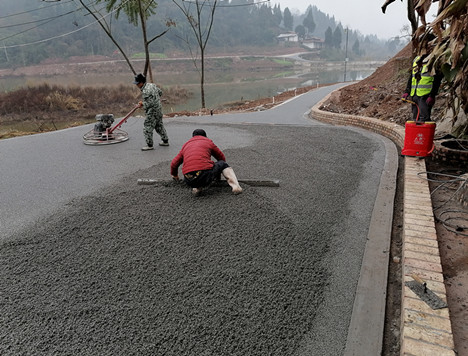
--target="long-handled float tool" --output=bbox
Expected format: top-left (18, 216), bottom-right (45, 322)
top-left (137, 178), bottom-right (280, 187)
top-left (83, 104), bottom-right (139, 146)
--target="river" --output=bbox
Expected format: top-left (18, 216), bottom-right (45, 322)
top-left (0, 58), bottom-right (381, 113)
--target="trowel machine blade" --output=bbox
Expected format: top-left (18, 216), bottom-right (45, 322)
top-left (82, 128), bottom-right (129, 145)
top-left (82, 105), bottom-right (139, 146)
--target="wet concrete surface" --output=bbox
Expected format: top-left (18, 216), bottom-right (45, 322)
top-left (0, 85), bottom-right (393, 355)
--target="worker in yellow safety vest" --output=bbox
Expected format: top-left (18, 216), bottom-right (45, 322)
top-left (402, 54), bottom-right (443, 122)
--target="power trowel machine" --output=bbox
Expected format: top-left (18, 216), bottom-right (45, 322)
top-left (82, 104), bottom-right (139, 146)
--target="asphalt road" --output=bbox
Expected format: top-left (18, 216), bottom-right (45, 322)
top-left (0, 84), bottom-right (340, 239)
top-left (0, 83), bottom-right (396, 355)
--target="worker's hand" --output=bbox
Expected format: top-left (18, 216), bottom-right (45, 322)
top-left (426, 96), bottom-right (435, 106)
top-left (138, 101), bottom-right (143, 108)
top-left (172, 175), bottom-right (179, 182)
top-left (402, 93), bottom-right (409, 100)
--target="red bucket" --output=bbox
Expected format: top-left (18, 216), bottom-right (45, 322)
top-left (401, 121), bottom-right (436, 157)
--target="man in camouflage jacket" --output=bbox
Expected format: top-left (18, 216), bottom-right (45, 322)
top-left (134, 73), bottom-right (169, 151)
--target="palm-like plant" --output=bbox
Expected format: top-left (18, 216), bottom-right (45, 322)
top-left (93, 0), bottom-right (174, 82)
top-left (98, 0), bottom-right (157, 24)
top-left (418, 0), bottom-right (468, 137)
top-left (172, 0), bottom-right (218, 109)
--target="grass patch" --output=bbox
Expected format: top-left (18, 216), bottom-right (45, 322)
top-left (271, 58), bottom-right (294, 66)
top-left (272, 71), bottom-right (295, 78)
top-left (209, 58), bottom-right (234, 68)
top-left (0, 83), bottom-right (192, 138)
top-left (241, 56), bottom-right (264, 61)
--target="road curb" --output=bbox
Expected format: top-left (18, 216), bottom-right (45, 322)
top-left (344, 137), bottom-right (398, 355)
top-left (309, 93), bottom-right (456, 356)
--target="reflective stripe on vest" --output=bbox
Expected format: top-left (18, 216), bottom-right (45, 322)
top-left (410, 56), bottom-right (433, 97)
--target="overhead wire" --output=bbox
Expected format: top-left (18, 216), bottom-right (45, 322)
top-left (1, 0), bottom-right (129, 49)
top-left (1, 0), bottom-right (271, 48)
top-left (181, 0), bottom-right (271, 7)
top-left (0, 0), bottom-right (74, 20)
top-left (0, 17), bottom-right (60, 42)
top-left (0, 10), bottom-right (79, 29)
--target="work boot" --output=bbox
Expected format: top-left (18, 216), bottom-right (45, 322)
top-left (141, 145), bottom-right (154, 151)
top-left (222, 167), bottom-right (242, 195)
top-left (192, 187), bottom-right (202, 196)
top-left (159, 140), bottom-right (169, 146)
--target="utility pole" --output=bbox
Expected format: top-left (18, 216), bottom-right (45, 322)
top-left (344, 27), bottom-right (349, 82)
top-left (3, 42), bottom-right (9, 62)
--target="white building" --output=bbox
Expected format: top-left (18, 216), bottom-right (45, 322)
top-left (277, 32), bottom-right (299, 43)
top-left (302, 37), bottom-right (324, 49)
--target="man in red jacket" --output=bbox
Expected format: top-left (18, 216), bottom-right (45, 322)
top-left (171, 129), bottom-right (242, 196)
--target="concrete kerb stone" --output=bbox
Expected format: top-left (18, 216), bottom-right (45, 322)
top-left (309, 93), bottom-right (456, 356)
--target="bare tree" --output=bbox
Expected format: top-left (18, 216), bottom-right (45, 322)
top-left (172, 0), bottom-right (218, 109)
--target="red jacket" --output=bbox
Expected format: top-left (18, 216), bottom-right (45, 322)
top-left (171, 136), bottom-right (226, 176)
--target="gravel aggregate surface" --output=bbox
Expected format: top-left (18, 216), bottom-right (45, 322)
top-left (0, 123), bottom-right (387, 355)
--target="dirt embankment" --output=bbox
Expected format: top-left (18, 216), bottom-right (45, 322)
top-left (319, 44), bottom-right (446, 127)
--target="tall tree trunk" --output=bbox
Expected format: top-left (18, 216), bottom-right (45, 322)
top-left (201, 49), bottom-right (205, 108)
top-left (138, 0), bottom-right (153, 82)
top-left (172, 0), bottom-right (217, 109)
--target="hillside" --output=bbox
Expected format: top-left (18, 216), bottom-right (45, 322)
top-left (0, 0), bottom-right (402, 69)
top-left (319, 43), bottom-right (445, 134)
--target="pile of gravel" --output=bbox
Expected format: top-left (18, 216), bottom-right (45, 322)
top-left (0, 125), bottom-right (383, 355)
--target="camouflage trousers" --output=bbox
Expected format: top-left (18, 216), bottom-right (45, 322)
top-left (143, 113), bottom-right (168, 146)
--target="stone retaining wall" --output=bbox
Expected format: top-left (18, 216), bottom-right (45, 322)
top-left (310, 102), bottom-right (405, 147)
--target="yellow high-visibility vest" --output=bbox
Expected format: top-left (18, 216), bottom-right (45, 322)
top-left (410, 56), bottom-right (434, 97)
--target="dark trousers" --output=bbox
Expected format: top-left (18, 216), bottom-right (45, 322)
top-left (183, 161), bottom-right (229, 188)
top-left (411, 95), bottom-right (432, 122)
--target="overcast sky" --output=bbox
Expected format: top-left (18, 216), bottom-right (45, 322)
top-left (273, 0), bottom-right (438, 39)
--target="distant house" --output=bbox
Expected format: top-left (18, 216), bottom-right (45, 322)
top-left (302, 37), bottom-right (324, 49)
top-left (277, 32), bottom-right (299, 43)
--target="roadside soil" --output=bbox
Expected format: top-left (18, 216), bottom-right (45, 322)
top-left (1, 43), bottom-right (466, 354)
top-left (426, 160), bottom-right (468, 356)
